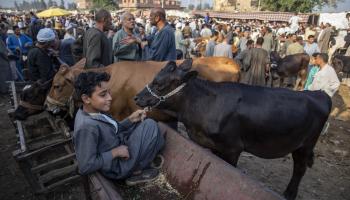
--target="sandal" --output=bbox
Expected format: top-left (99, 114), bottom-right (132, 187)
top-left (125, 168), bottom-right (159, 186)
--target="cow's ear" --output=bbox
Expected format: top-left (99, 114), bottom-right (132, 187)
top-left (179, 58), bottom-right (193, 72)
top-left (165, 61), bottom-right (177, 72)
top-left (59, 65), bottom-right (69, 74)
top-left (182, 71), bottom-right (198, 82)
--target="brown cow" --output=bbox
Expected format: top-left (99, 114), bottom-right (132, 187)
top-left (45, 57), bottom-right (240, 120)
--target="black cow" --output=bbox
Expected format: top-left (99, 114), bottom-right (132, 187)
top-left (135, 59), bottom-right (332, 200)
top-left (14, 80), bottom-right (52, 120)
top-left (270, 52), bottom-right (310, 90)
top-left (331, 54), bottom-right (350, 79)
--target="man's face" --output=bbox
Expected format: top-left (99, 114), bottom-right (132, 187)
top-left (308, 37), bottom-right (314, 44)
top-left (15, 28), bottom-right (20, 35)
top-left (123, 14), bottom-right (135, 30)
top-left (83, 81), bottom-right (112, 113)
top-left (310, 57), bottom-right (317, 65)
top-left (291, 35), bottom-right (297, 42)
top-left (139, 27), bottom-right (145, 34)
top-left (150, 12), bottom-right (159, 26)
top-left (103, 16), bottom-right (113, 31)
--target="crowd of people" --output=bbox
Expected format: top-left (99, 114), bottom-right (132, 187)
top-left (0, 8), bottom-right (347, 185)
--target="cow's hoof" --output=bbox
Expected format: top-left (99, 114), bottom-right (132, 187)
top-left (283, 190), bottom-right (297, 200)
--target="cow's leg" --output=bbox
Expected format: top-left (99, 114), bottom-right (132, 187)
top-left (279, 77), bottom-right (284, 88)
top-left (284, 148), bottom-right (311, 200)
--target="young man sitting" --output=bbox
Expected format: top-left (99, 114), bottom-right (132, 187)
top-left (73, 71), bottom-right (164, 185)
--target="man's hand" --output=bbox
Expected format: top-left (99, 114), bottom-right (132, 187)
top-left (128, 109), bottom-right (147, 123)
top-left (111, 145), bottom-right (130, 159)
top-left (120, 36), bottom-right (141, 45)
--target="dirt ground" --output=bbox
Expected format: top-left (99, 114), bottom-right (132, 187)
top-left (0, 85), bottom-right (349, 200)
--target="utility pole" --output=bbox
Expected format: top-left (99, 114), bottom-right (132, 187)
top-left (258, 0), bottom-right (261, 11)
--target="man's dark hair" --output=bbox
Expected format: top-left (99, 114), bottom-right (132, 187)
top-left (212, 30), bottom-right (219, 37)
top-left (256, 37), bottom-right (264, 45)
top-left (74, 71), bottom-right (111, 99)
top-left (308, 35), bottom-right (315, 39)
top-left (312, 53), bottom-right (319, 58)
top-left (317, 53), bottom-right (329, 63)
top-left (246, 39), bottom-right (254, 46)
top-left (296, 36), bottom-right (303, 41)
top-left (13, 25), bottom-right (19, 30)
top-left (152, 8), bottom-right (166, 21)
top-left (95, 9), bottom-right (111, 22)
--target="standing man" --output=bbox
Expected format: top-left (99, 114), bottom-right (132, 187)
top-left (213, 35), bottom-right (233, 58)
top-left (83, 9), bottom-right (113, 68)
top-left (0, 27), bottom-right (12, 94)
top-left (262, 26), bottom-right (273, 53)
top-left (309, 53), bottom-right (340, 97)
top-left (289, 12), bottom-right (301, 34)
top-left (113, 12), bottom-right (141, 62)
top-left (317, 23), bottom-right (332, 54)
top-left (204, 13), bottom-right (210, 25)
top-left (304, 35), bottom-right (319, 56)
top-left (145, 8), bottom-right (176, 61)
top-left (27, 28), bottom-right (57, 82)
top-left (241, 37), bottom-right (270, 86)
top-left (286, 36), bottom-right (304, 56)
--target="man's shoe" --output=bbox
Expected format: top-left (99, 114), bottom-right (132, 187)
top-left (125, 168), bottom-right (159, 186)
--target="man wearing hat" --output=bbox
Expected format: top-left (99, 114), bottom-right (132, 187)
top-left (27, 28), bottom-right (57, 82)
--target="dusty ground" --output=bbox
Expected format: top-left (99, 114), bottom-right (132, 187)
top-left (0, 85), bottom-right (349, 200)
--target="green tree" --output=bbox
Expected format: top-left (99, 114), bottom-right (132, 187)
top-left (40, 0), bottom-right (47, 9)
top-left (14, 0), bottom-right (20, 10)
top-left (203, 3), bottom-right (210, 9)
top-left (47, 0), bottom-right (54, 8)
top-left (60, 0), bottom-right (65, 9)
top-left (260, 0), bottom-right (340, 13)
top-left (188, 4), bottom-right (195, 10)
top-left (92, 0), bottom-right (116, 9)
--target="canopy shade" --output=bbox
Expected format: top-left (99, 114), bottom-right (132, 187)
top-left (37, 8), bottom-right (71, 18)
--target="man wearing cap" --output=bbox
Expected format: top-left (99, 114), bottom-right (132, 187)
top-left (83, 9), bottom-right (113, 68)
top-left (59, 26), bottom-right (76, 66)
top-left (27, 28), bottom-right (57, 82)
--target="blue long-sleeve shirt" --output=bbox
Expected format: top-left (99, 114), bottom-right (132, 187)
top-left (6, 33), bottom-right (33, 55)
top-left (146, 23), bottom-right (176, 62)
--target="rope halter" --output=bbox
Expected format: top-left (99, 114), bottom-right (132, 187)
top-left (146, 83), bottom-right (186, 109)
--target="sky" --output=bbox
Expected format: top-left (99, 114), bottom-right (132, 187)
top-left (1, 0), bottom-right (350, 12)
top-left (0, 0), bottom-right (73, 8)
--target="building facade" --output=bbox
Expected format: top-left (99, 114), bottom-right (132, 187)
top-left (119, 0), bottom-right (181, 9)
top-left (213, 0), bottom-right (258, 12)
top-left (76, 0), bottom-right (93, 9)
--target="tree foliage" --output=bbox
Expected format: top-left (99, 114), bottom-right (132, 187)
top-left (92, 0), bottom-right (117, 9)
top-left (60, 0), bottom-right (65, 9)
top-left (261, 0), bottom-right (340, 13)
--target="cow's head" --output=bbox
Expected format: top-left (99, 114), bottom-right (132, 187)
top-left (135, 59), bottom-right (197, 109)
top-left (331, 55), bottom-right (344, 74)
top-left (45, 65), bottom-right (76, 114)
top-left (45, 59), bottom-right (85, 115)
top-left (270, 51), bottom-right (281, 70)
top-left (14, 80), bottom-right (52, 120)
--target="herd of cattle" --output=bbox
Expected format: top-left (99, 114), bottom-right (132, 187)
top-left (13, 51), bottom-right (350, 200)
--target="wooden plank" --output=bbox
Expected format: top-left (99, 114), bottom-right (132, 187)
top-left (28, 138), bottom-right (67, 151)
top-left (31, 153), bottom-right (76, 173)
top-left (39, 163), bottom-right (77, 184)
top-left (45, 175), bottom-right (82, 192)
top-left (15, 139), bottom-right (72, 160)
top-left (26, 131), bottom-right (62, 145)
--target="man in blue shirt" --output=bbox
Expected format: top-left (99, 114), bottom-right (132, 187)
top-left (146, 8), bottom-right (176, 61)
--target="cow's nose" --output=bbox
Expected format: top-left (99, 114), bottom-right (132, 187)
top-left (134, 96), bottom-right (139, 102)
